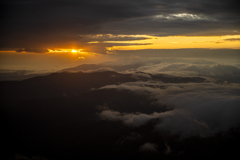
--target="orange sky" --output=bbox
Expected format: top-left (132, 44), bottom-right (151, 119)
top-left (0, 34), bottom-right (239, 71)
top-left (100, 35), bottom-right (240, 51)
top-left (2, 35), bottom-right (239, 56)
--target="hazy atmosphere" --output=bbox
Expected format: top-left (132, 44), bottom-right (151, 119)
top-left (1, 0), bottom-right (240, 160)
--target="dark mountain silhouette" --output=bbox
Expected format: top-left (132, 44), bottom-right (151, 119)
top-left (2, 88), bottom-right (239, 160)
top-left (0, 72), bottom-right (50, 81)
top-left (1, 70), bottom-right (238, 160)
top-left (0, 71), bottom-right (136, 105)
top-left (0, 71), bottom-right (207, 106)
top-left (61, 63), bottom-right (144, 72)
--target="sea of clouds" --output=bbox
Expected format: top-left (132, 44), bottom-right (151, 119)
top-left (97, 56), bottom-right (240, 138)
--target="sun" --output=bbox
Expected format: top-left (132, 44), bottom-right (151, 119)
top-left (71, 49), bottom-right (77, 53)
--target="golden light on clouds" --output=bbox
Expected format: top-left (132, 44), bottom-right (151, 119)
top-left (78, 56), bottom-right (85, 59)
top-left (72, 49), bottom-right (77, 53)
top-left (49, 49), bottom-right (83, 53)
top-left (5, 35), bottom-right (239, 57)
top-left (47, 48), bottom-right (90, 60)
top-left (96, 34), bottom-right (240, 51)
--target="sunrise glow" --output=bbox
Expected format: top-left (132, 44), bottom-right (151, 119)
top-left (89, 34), bottom-right (240, 51)
top-left (49, 49), bottom-right (84, 53)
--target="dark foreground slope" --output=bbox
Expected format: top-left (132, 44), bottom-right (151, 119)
top-left (0, 71), bottom-right (136, 105)
top-left (1, 71), bottom-right (239, 160)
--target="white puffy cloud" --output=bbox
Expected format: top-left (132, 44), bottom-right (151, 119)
top-left (154, 13), bottom-right (216, 21)
top-left (99, 109), bottom-right (210, 138)
top-left (99, 81), bottom-right (240, 138)
top-left (139, 143), bottom-right (158, 153)
top-left (99, 110), bottom-right (160, 127)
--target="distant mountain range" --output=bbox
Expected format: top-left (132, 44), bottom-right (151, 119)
top-left (61, 63), bottom-right (144, 72)
top-left (0, 69), bottom-right (207, 104)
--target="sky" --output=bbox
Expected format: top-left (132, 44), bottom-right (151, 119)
top-left (0, 0), bottom-right (240, 72)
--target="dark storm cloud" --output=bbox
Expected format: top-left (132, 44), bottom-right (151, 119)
top-left (1, 0), bottom-right (154, 48)
top-left (224, 38), bottom-right (240, 41)
top-left (15, 48), bottom-right (49, 53)
top-left (1, 0), bottom-right (239, 49)
top-left (79, 34), bottom-right (151, 42)
top-left (83, 42), bottom-right (152, 54)
top-left (101, 12), bottom-right (240, 36)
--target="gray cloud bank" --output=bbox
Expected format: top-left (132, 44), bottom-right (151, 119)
top-left (15, 48), bottom-right (49, 53)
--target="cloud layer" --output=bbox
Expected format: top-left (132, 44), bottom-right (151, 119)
top-left (99, 63), bottom-right (240, 138)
